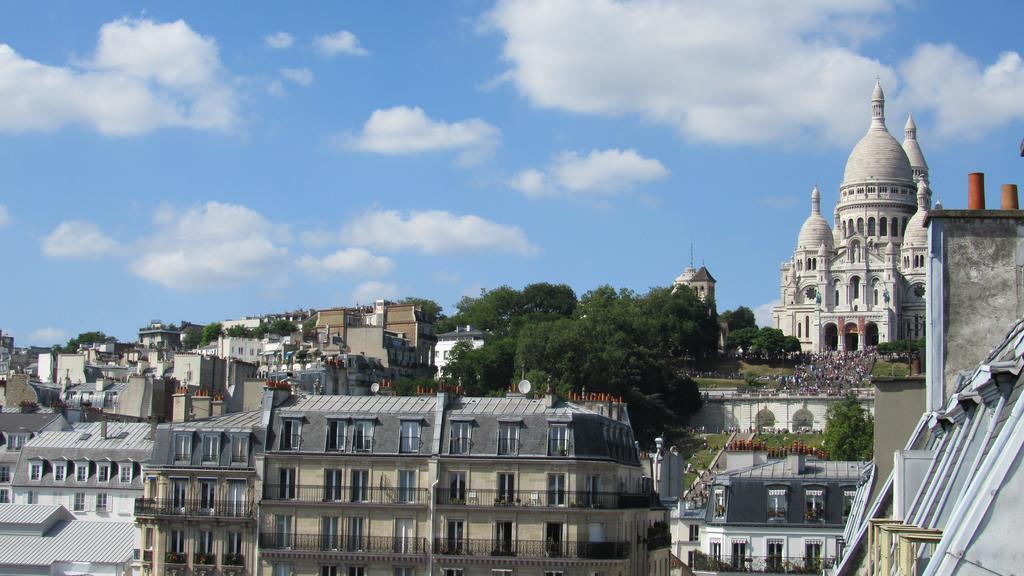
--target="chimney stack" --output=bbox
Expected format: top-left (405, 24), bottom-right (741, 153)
top-left (99, 419), bottom-right (107, 439)
top-left (968, 172), bottom-right (986, 210)
top-left (1001, 184), bottom-right (1019, 210)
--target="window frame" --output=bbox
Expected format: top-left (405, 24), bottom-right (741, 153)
top-left (54, 462), bottom-right (67, 482)
top-left (326, 420), bottom-right (347, 452)
top-left (97, 463), bottom-right (110, 482)
top-left (399, 420), bottom-right (421, 453)
top-left (449, 421), bottom-right (472, 455)
top-left (352, 420), bottom-right (374, 453)
top-left (497, 422), bottom-right (519, 456)
top-left (75, 461), bottom-right (88, 482)
top-left (173, 433), bottom-right (192, 461)
top-left (547, 424), bottom-right (570, 456)
top-left (767, 487), bottom-right (788, 521)
top-left (29, 462), bottom-right (42, 481)
top-left (119, 462), bottom-right (133, 483)
top-left (201, 434), bottom-right (220, 462)
top-left (95, 492), bottom-right (109, 512)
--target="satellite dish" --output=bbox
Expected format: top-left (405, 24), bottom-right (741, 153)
top-left (517, 379), bottom-right (532, 394)
top-left (370, 382), bottom-right (380, 394)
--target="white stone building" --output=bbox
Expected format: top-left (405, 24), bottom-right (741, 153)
top-left (773, 82), bottom-right (931, 352)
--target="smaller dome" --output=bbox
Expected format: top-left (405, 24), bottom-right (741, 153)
top-left (903, 178), bottom-right (931, 247)
top-left (902, 113), bottom-right (928, 172)
top-left (797, 185), bottom-right (834, 251)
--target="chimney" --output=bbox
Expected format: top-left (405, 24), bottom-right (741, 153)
top-left (172, 389), bottom-right (191, 422)
top-left (787, 451), bottom-right (806, 474)
top-left (99, 419), bottom-right (108, 439)
top-left (192, 394), bottom-right (211, 420)
top-left (545, 378), bottom-right (557, 408)
top-left (211, 397), bottom-right (225, 418)
top-left (1001, 184), bottom-right (1019, 210)
top-left (146, 418), bottom-right (158, 440)
top-left (968, 172), bottom-right (985, 210)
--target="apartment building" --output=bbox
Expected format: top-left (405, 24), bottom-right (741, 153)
top-left (136, 409), bottom-right (265, 576)
top-left (10, 421), bottom-right (153, 521)
top-left (259, 390), bottom-right (668, 576)
top-left (0, 412), bottom-right (71, 504)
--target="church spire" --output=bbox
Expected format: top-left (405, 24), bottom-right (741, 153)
top-left (871, 78), bottom-right (886, 131)
top-left (905, 113), bottom-right (917, 140)
top-left (811, 184), bottom-right (821, 215)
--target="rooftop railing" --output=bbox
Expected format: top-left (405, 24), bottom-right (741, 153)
top-left (259, 533), bottom-right (427, 554)
top-left (435, 487), bottom-right (654, 509)
top-left (135, 498), bottom-right (254, 518)
top-left (432, 538), bottom-right (629, 560)
top-left (262, 484), bottom-right (429, 505)
top-left (691, 553), bottom-right (834, 574)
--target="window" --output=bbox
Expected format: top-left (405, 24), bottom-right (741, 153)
top-left (350, 469), bottom-right (369, 502)
top-left (711, 541), bottom-right (722, 561)
top-left (279, 468), bottom-right (297, 499)
top-left (174, 434), bottom-right (192, 460)
top-left (97, 464), bottom-right (110, 482)
top-left (713, 487), bottom-right (726, 519)
top-left (805, 541), bottom-right (823, 569)
top-left (170, 530), bottom-right (186, 554)
top-left (547, 473), bottom-right (567, 506)
top-left (54, 463), bottom-right (67, 481)
top-left (445, 520), bottom-right (464, 554)
top-left (198, 530), bottom-right (214, 555)
top-left (545, 523), bottom-right (563, 557)
top-left (767, 540), bottom-right (785, 571)
top-left (394, 518), bottom-right (415, 553)
top-left (324, 469), bottom-right (343, 501)
top-left (584, 474), bottom-right (601, 506)
top-left (119, 463), bottom-right (133, 483)
top-left (30, 463), bottom-right (42, 481)
top-left (731, 541), bottom-right (748, 569)
top-left (448, 471), bottom-right (467, 503)
top-left (0, 489), bottom-right (9, 503)
top-left (226, 532), bottom-right (243, 564)
top-left (352, 420), bottom-right (374, 453)
top-left (347, 517), bottom-right (366, 550)
top-left (544, 572), bottom-right (564, 576)
top-left (7, 433), bottom-right (26, 451)
top-left (275, 515), bottom-right (293, 548)
top-left (497, 422), bottom-right (519, 455)
top-left (880, 217), bottom-right (888, 236)
top-left (231, 435), bottom-right (249, 463)
top-left (843, 489), bottom-right (857, 521)
top-left (548, 424), bottom-right (569, 456)
top-left (400, 421), bottom-right (421, 453)
top-left (202, 435), bottom-right (220, 462)
top-left (272, 563), bottom-right (292, 576)
top-left (281, 419), bottom-right (301, 451)
top-left (394, 569), bottom-right (415, 576)
top-left (321, 516), bottom-right (340, 550)
top-left (449, 421), bottom-right (471, 454)
top-left (321, 568), bottom-right (338, 576)
top-left (96, 493), bottom-right (108, 512)
top-left (443, 570), bottom-right (464, 576)
top-left (768, 488), bottom-right (788, 521)
top-left (493, 569), bottom-right (513, 575)
top-left (398, 470), bottom-right (417, 504)
top-left (688, 524), bottom-right (700, 542)
top-left (805, 489), bottom-right (825, 522)
top-left (0, 466), bottom-right (8, 482)
top-left (347, 568), bottom-right (365, 576)
top-left (75, 462), bottom-right (88, 481)
top-left (497, 472), bottom-right (515, 504)
top-left (199, 479), bottom-right (216, 510)
top-left (73, 492), bottom-right (86, 511)
top-left (326, 420), bottom-right (346, 452)
top-left (494, 522), bottom-right (515, 556)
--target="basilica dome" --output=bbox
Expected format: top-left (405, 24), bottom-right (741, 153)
top-left (797, 185), bottom-right (833, 251)
top-left (842, 82), bottom-right (915, 186)
top-left (903, 179), bottom-right (931, 247)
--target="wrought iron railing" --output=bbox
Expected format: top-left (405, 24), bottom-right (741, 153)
top-left (435, 487), bottom-right (654, 509)
top-left (259, 533), bottom-right (428, 554)
top-left (135, 498), bottom-right (254, 517)
top-left (432, 538), bottom-right (629, 559)
top-left (691, 553), bottom-right (833, 574)
top-left (262, 484), bottom-right (428, 504)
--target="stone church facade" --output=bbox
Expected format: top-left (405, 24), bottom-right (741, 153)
top-left (773, 82), bottom-right (931, 352)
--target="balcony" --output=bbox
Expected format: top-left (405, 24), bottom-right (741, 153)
top-left (691, 553), bottom-right (834, 574)
top-left (263, 484), bottom-right (428, 505)
top-left (432, 538), bottom-right (629, 560)
top-left (193, 553), bottom-right (216, 566)
top-left (222, 553), bottom-right (245, 566)
top-left (259, 533), bottom-right (428, 555)
top-left (134, 498), bottom-right (254, 518)
top-left (435, 488), bottom-right (655, 509)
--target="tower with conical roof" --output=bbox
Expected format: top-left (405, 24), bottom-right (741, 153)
top-left (772, 82), bottom-right (932, 352)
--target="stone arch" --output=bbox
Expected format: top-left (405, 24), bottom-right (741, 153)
top-left (880, 217), bottom-right (888, 236)
top-left (868, 217), bottom-right (876, 236)
top-left (856, 218), bottom-right (864, 235)
top-left (865, 322), bottom-right (879, 347)
top-left (844, 322), bottom-right (859, 351)
top-left (756, 409), bottom-right (776, 431)
top-left (792, 408), bottom-right (814, 431)
top-left (823, 323), bottom-right (839, 351)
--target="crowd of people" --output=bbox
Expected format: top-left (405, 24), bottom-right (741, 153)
top-left (777, 349), bottom-right (876, 394)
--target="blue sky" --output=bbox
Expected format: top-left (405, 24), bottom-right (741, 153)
top-left (0, 0), bottom-right (1022, 346)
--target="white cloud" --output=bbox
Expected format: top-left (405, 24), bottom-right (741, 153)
top-left (0, 204), bottom-right (10, 228)
top-left (298, 248), bottom-right (394, 276)
top-left (342, 209), bottom-right (537, 256)
top-left (42, 220), bottom-right (121, 258)
top-left (352, 280), bottom-right (399, 304)
top-left (0, 18), bottom-right (239, 135)
top-left (511, 148), bottom-right (668, 199)
top-left (264, 31), bottom-right (294, 49)
top-left (280, 67), bottom-right (314, 86)
top-left (131, 202), bottom-right (289, 290)
top-left (754, 300), bottom-right (779, 328)
top-left (486, 0), bottom-right (901, 145)
top-left (29, 327), bottom-right (66, 345)
top-left (314, 30), bottom-right (369, 57)
top-left (900, 44), bottom-right (1024, 139)
top-left (338, 106), bottom-right (500, 164)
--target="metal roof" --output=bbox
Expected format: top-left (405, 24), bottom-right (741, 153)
top-left (24, 422), bottom-right (153, 452)
top-left (0, 504), bottom-right (68, 526)
top-left (724, 458), bottom-right (869, 481)
top-left (284, 394), bottom-right (438, 414)
top-left (167, 409), bottom-right (263, 430)
top-left (0, 413), bottom-right (63, 433)
top-left (0, 517), bottom-right (136, 566)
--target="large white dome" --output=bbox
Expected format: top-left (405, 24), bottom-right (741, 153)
top-left (842, 81), bottom-right (915, 186)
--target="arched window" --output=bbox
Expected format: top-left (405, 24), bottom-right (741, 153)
top-left (857, 218), bottom-right (864, 235)
top-left (851, 276), bottom-right (861, 301)
top-left (805, 316), bottom-right (810, 338)
top-left (812, 258), bottom-right (817, 270)
top-left (842, 221), bottom-right (847, 237)
top-left (833, 279), bottom-right (841, 308)
top-left (872, 279), bottom-right (880, 307)
top-left (892, 218), bottom-right (900, 236)
top-left (848, 219), bottom-right (855, 237)
top-left (903, 218), bottom-right (910, 236)
top-left (868, 217), bottom-right (876, 236)
top-left (798, 323), bottom-right (802, 337)
top-left (880, 217), bottom-right (888, 236)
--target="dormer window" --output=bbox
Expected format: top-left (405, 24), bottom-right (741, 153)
top-left (75, 462), bottom-right (88, 482)
top-left (201, 434), bottom-right (220, 462)
top-left (449, 421), bottom-right (471, 455)
top-left (54, 463), bottom-right (67, 482)
top-left (281, 419), bottom-right (302, 451)
top-left (805, 488), bottom-right (825, 522)
top-left (843, 489), bottom-right (857, 521)
top-left (767, 488), bottom-right (788, 521)
top-left (173, 433), bottom-right (192, 461)
top-left (352, 420), bottom-right (374, 453)
top-left (7, 433), bottom-right (26, 451)
top-left (231, 435), bottom-right (249, 463)
top-left (547, 425), bottom-right (569, 456)
top-left (400, 421), bottom-right (421, 453)
top-left (713, 487), bottom-right (726, 519)
top-left (98, 464), bottom-right (110, 482)
top-left (326, 420), bottom-right (346, 452)
top-left (30, 463), bottom-right (42, 481)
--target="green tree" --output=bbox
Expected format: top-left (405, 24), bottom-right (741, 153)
top-left (200, 323), bottom-right (224, 346)
top-left (782, 336), bottom-right (802, 353)
top-left (721, 306), bottom-right (757, 331)
top-left (398, 297), bottom-right (446, 325)
top-left (726, 326), bottom-right (759, 351)
top-left (182, 328), bottom-right (202, 350)
top-left (225, 325), bottom-right (254, 338)
top-left (751, 327), bottom-right (787, 356)
top-left (823, 395), bottom-right (874, 460)
top-left (59, 331), bottom-right (110, 353)
top-left (268, 319), bottom-right (298, 336)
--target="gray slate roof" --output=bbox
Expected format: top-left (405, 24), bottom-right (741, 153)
top-left (0, 507), bottom-right (136, 566)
